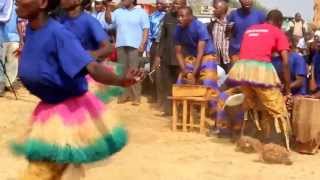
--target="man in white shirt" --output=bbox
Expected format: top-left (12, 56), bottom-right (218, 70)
top-left (289, 12), bottom-right (308, 39)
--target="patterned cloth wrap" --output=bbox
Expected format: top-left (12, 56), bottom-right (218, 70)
top-left (176, 55), bottom-right (219, 98)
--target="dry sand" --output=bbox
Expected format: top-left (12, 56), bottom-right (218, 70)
top-left (0, 88), bottom-right (319, 180)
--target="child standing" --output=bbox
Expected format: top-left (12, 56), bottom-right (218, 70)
top-left (12, 0), bottom-right (142, 179)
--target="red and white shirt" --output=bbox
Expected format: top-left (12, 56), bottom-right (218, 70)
top-left (240, 23), bottom-right (289, 62)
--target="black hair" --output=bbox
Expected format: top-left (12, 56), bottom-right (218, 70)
top-left (81, 0), bottom-right (92, 8)
top-left (47, 0), bottom-right (60, 12)
top-left (267, 9), bottom-right (283, 25)
top-left (178, 6), bottom-right (193, 16)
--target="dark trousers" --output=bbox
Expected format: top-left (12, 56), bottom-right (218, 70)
top-left (147, 43), bottom-right (163, 104)
top-left (160, 64), bottom-right (180, 114)
top-left (117, 47), bottom-right (141, 102)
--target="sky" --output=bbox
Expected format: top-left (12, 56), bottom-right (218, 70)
top-left (258, 0), bottom-right (314, 21)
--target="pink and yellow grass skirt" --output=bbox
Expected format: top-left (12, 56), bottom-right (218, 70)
top-left (227, 60), bottom-right (281, 88)
top-left (11, 92), bottom-right (127, 164)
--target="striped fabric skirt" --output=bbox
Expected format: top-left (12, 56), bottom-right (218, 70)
top-left (11, 92), bottom-right (127, 164)
top-left (177, 54), bottom-right (219, 95)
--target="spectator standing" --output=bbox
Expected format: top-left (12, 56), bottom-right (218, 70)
top-left (208, 0), bottom-right (231, 72)
top-left (0, 0), bottom-right (20, 96)
top-left (92, 0), bottom-right (115, 33)
top-left (106, 0), bottom-right (150, 106)
top-left (146, 0), bottom-right (166, 105)
top-left (228, 0), bottom-right (265, 63)
top-left (289, 13), bottom-right (308, 40)
top-left (158, 0), bottom-right (186, 115)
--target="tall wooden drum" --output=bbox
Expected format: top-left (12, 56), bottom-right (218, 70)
top-left (292, 97), bottom-right (320, 154)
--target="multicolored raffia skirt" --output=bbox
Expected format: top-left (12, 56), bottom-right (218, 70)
top-left (87, 62), bottom-right (124, 103)
top-left (227, 60), bottom-right (281, 88)
top-left (11, 92), bottom-right (128, 164)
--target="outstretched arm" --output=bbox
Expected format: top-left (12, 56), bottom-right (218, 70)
top-left (86, 61), bottom-right (143, 87)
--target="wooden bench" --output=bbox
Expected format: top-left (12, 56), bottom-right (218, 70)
top-left (168, 96), bottom-right (215, 134)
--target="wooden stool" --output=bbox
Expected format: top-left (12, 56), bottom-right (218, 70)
top-left (169, 96), bottom-right (214, 134)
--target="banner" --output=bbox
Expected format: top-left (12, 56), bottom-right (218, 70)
top-left (187, 0), bottom-right (213, 17)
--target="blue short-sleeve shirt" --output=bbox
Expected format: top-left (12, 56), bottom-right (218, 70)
top-left (175, 19), bottom-right (216, 56)
top-left (112, 7), bottom-right (150, 48)
top-left (313, 52), bottom-right (320, 89)
top-left (60, 12), bottom-right (109, 51)
top-left (19, 19), bottom-right (93, 103)
top-left (272, 52), bottom-right (307, 95)
top-left (228, 8), bottom-right (265, 55)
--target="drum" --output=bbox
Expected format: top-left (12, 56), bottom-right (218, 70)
top-left (292, 97), bottom-right (320, 154)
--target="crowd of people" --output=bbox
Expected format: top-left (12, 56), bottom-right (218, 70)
top-left (0, 0), bottom-right (320, 178)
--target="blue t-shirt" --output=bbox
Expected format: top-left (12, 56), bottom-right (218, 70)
top-left (112, 7), bottom-right (150, 49)
top-left (313, 52), bottom-right (320, 89)
top-left (60, 12), bottom-right (109, 51)
top-left (228, 8), bottom-right (265, 55)
top-left (0, 4), bottom-right (19, 43)
top-left (19, 19), bottom-right (93, 103)
top-left (175, 19), bottom-right (216, 56)
top-left (272, 52), bottom-right (307, 95)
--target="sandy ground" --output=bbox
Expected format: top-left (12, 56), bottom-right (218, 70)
top-left (0, 88), bottom-right (320, 180)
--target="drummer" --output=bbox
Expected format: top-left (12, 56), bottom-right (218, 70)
top-left (227, 10), bottom-right (291, 150)
top-left (272, 35), bottom-right (308, 95)
top-left (175, 7), bottom-right (219, 104)
top-left (310, 46), bottom-right (320, 98)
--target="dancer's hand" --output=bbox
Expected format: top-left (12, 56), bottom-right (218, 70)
top-left (120, 69), bottom-right (145, 87)
top-left (284, 93), bottom-right (293, 111)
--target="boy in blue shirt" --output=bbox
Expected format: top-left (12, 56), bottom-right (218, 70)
top-left (228, 0), bottom-right (265, 62)
top-left (311, 50), bottom-right (320, 98)
top-left (272, 34), bottom-right (308, 95)
top-left (272, 54), bottom-right (307, 95)
top-left (60, 0), bottom-right (112, 61)
top-left (175, 7), bottom-right (218, 89)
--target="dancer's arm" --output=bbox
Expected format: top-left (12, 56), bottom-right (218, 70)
top-left (87, 61), bottom-right (143, 87)
top-left (90, 40), bottom-right (113, 60)
top-left (280, 50), bottom-right (291, 95)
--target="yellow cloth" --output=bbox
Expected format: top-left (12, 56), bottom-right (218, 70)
top-left (241, 86), bottom-right (287, 118)
top-left (241, 86), bottom-right (291, 149)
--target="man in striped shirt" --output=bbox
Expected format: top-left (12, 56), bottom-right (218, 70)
top-left (208, 0), bottom-right (231, 72)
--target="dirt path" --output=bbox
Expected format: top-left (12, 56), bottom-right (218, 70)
top-left (0, 89), bottom-right (319, 180)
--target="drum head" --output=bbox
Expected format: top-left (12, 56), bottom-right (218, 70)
top-left (225, 93), bottom-right (245, 107)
